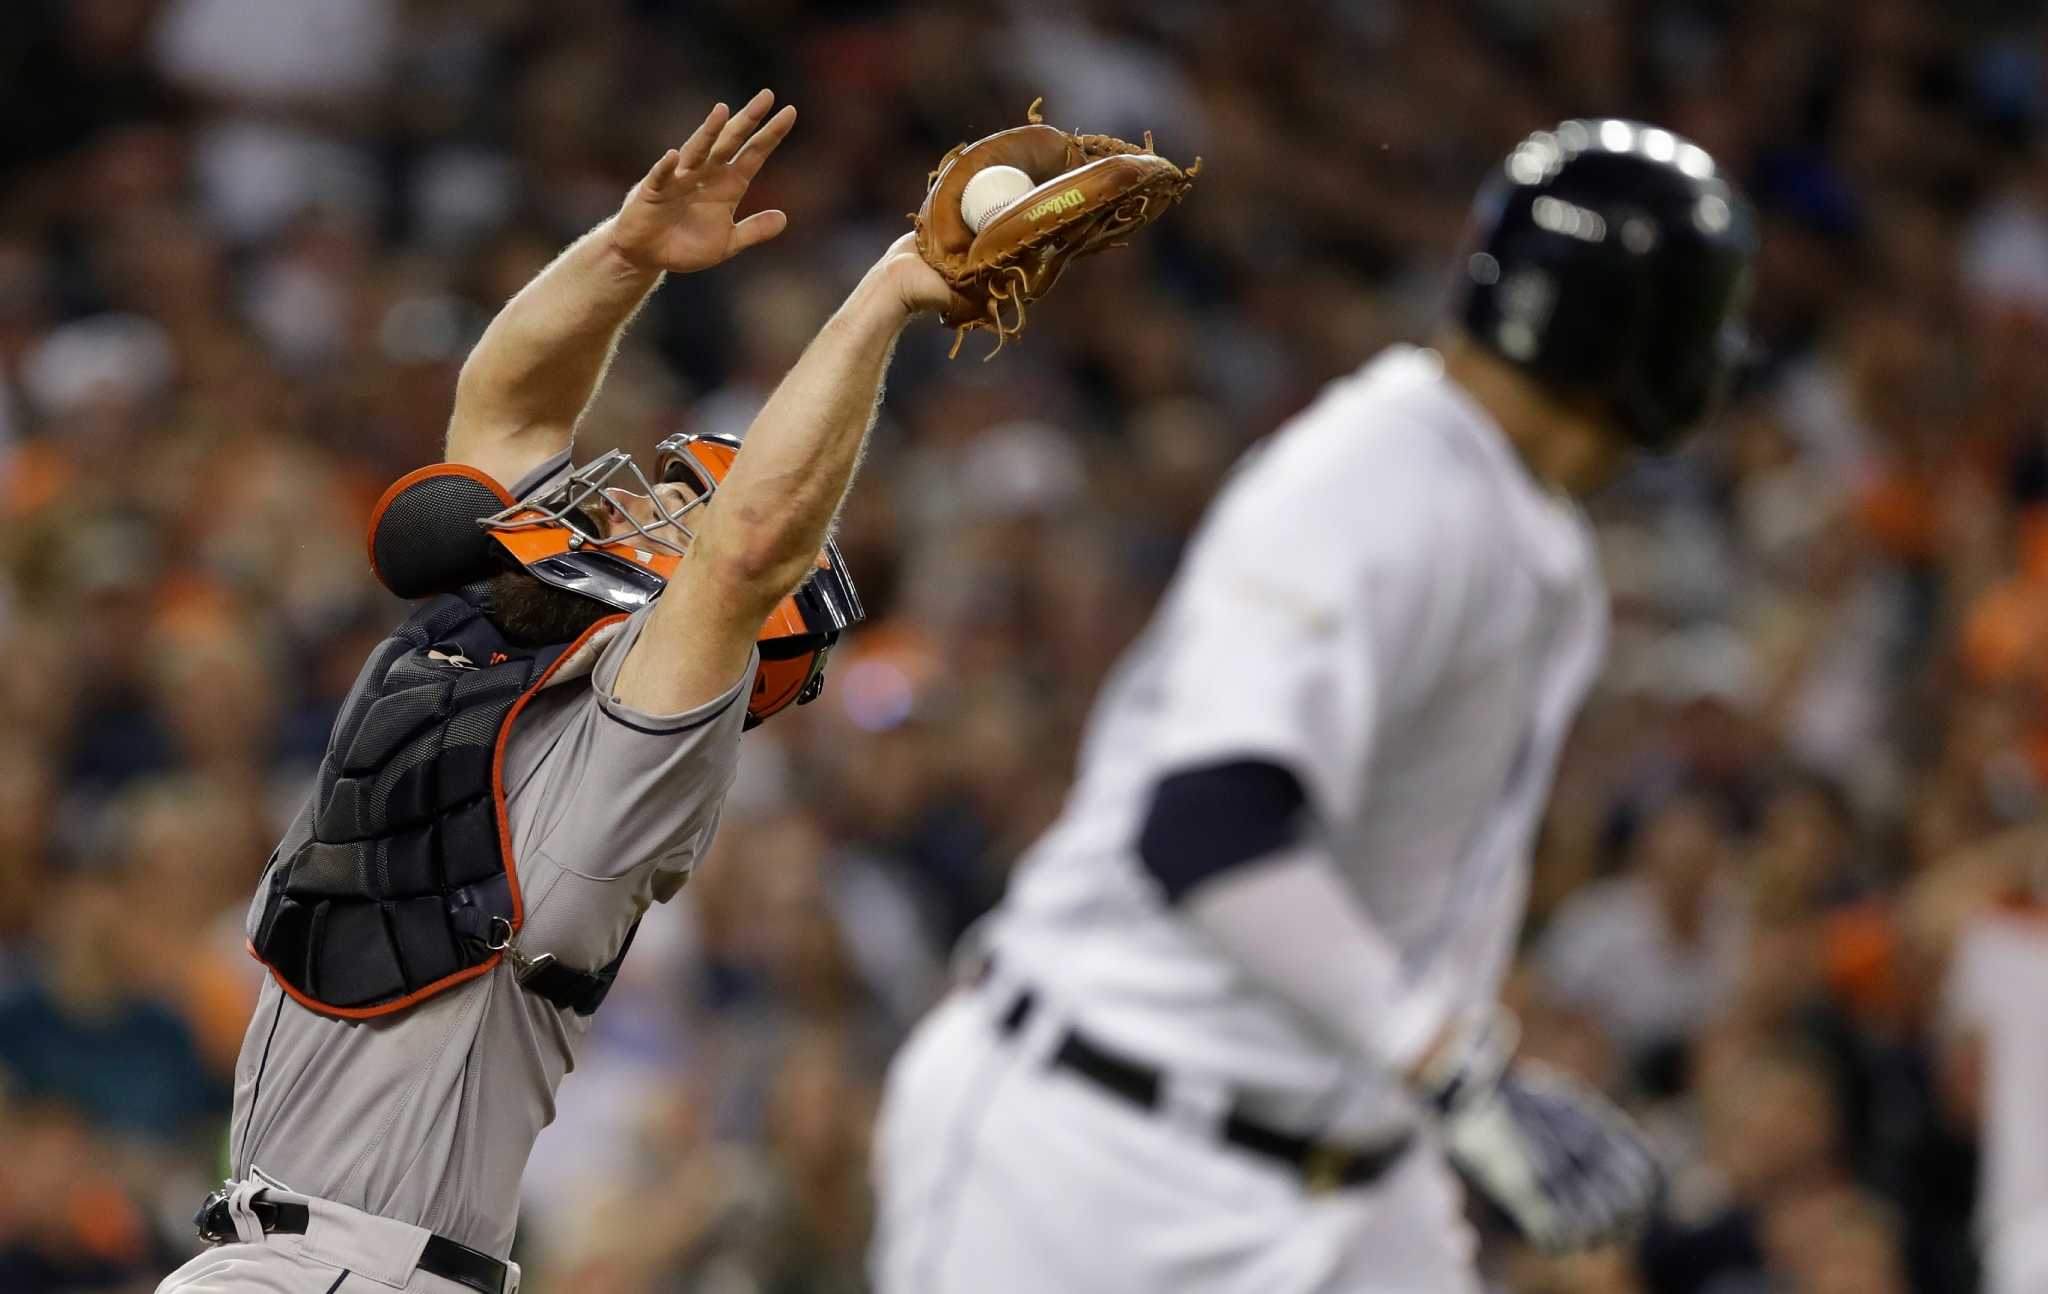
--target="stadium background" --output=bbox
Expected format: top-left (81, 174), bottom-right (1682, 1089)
top-left (3, 0), bottom-right (2046, 1290)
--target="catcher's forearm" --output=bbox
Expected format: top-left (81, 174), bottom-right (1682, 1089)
top-left (445, 218), bottom-right (661, 477)
top-left (685, 269), bottom-right (908, 613)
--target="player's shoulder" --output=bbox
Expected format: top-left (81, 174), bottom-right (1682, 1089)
top-left (1254, 348), bottom-right (1499, 503)
top-left (1206, 346), bottom-right (1500, 566)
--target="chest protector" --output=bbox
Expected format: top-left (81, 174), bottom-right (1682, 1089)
top-left (248, 594), bottom-right (631, 1018)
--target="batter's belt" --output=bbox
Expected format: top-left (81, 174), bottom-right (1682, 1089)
top-left (976, 958), bottom-right (1416, 1194)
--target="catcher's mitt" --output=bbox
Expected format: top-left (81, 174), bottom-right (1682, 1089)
top-left (914, 99), bottom-right (1198, 359)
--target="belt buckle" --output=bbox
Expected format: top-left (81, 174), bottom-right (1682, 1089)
top-left (1303, 1144), bottom-right (1352, 1196)
top-left (193, 1185), bottom-right (232, 1242)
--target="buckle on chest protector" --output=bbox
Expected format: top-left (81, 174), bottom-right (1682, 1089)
top-left (486, 914), bottom-right (638, 1015)
top-left (484, 915), bottom-right (557, 983)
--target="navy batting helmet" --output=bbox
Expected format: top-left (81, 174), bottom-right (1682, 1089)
top-left (1456, 119), bottom-right (1758, 452)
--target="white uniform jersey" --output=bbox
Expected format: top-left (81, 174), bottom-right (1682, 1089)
top-left (986, 345), bottom-right (1608, 1137)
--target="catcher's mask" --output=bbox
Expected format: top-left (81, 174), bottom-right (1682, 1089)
top-left (366, 433), bottom-right (862, 728)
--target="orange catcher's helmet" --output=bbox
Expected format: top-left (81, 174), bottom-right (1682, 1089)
top-left (476, 432), bottom-right (863, 728)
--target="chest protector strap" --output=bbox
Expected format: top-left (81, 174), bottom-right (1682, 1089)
top-left (508, 920), bottom-right (640, 1015)
top-left (249, 595), bottom-right (628, 1017)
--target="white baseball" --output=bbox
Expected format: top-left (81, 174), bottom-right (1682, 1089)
top-left (961, 165), bottom-right (1036, 234)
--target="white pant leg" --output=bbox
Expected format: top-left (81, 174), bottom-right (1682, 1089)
top-left (1316, 1142), bottom-right (1480, 1293)
top-left (872, 993), bottom-right (1479, 1294)
top-left (157, 1242), bottom-right (333, 1294)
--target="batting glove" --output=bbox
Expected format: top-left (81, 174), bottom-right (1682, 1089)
top-left (1413, 1011), bottom-right (1661, 1251)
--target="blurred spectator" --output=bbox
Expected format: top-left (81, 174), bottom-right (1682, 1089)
top-left (1640, 1044), bottom-right (1851, 1294)
top-left (1538, 792), bottom-right (1747, 1083)
top-left (0, 869), bottom-right (225, 1142)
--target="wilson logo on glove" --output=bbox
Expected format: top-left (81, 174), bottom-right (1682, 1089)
top-left (1024, 188), bottom-right (1088, 221)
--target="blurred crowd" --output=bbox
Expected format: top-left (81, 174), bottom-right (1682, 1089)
top-left (3, 0), bottom-right (2046, 1291)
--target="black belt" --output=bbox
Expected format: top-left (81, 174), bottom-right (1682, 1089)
top-left (194, 1190), bottom-right (508, 1294)
top-left (991, 984), bottom-right (1414, 1193)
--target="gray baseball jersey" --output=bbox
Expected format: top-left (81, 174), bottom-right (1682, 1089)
top-left (226, 606), bottom-right (752, 1259)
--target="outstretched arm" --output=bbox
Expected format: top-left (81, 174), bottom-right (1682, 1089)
top-left (445, 91), bottom-right (796, 489)
top-left (1162, 777), bottom-right (1658, 1252)
top-left (610, 236), bottom-right (960, 715)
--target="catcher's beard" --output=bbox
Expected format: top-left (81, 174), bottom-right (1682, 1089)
top-left (475, 568), bottom-right (617, 647)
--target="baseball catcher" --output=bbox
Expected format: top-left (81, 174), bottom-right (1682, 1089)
top-left (157, 90), bottom-right (966, 1294)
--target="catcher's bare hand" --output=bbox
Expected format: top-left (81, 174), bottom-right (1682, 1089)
top-left (610, 90), bottom-right (796, 274)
